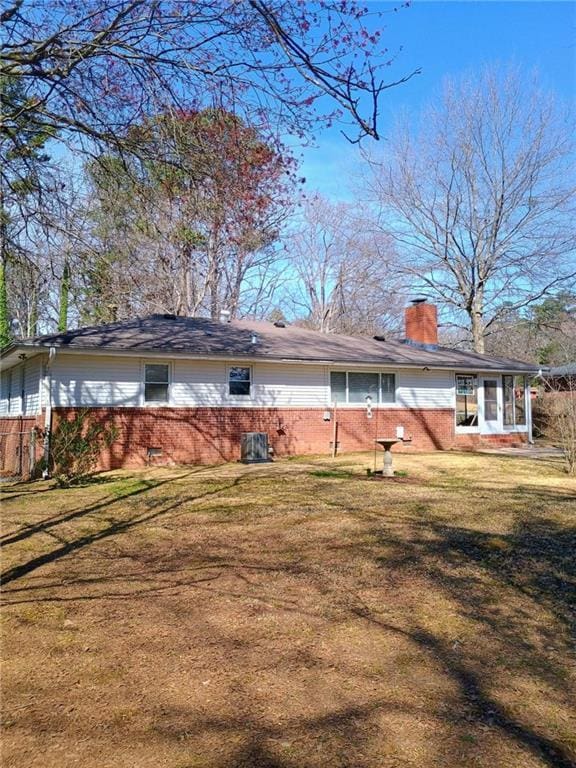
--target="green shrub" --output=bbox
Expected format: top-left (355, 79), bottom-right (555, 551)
top-left (50, 410), bottom-right (118, 487)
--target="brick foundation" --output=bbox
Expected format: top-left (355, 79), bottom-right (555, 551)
top-left (47, 407), bottom-right (455, 469)
top-left (0, 408), bottom-right (529, 472)
top-left (454, 432), bottom-right (528, 450)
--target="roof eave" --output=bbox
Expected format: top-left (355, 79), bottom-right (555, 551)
top-left (7, 341), bottom-right (540, 373)
top-left (0, 345), bottom-right (47, 373)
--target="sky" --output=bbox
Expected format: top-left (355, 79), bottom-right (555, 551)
top-left (298, 0), bottom-right (576, 200)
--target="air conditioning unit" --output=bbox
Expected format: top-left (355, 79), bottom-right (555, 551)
top-left (240, 432), bottom-right (270, 463)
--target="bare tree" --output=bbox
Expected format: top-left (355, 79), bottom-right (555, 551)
top-left (1, 1), bottom-right (420, 337)
top-left (485, 293), bottom-right (576, 364)
top-left (365, 65), bottom-right (576, 352)
top-left (1, 0), bottom-right (418, 160)
top-left (288, 195), bottom-right (404, 335)
top-left (535, 369), bottom-right (576, 476)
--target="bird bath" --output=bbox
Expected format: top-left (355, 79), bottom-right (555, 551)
top-left (375, 438), bottom-right (401, 477)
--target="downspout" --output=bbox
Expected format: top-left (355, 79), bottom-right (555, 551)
top-left (42, 346), bottom-right (56, 478)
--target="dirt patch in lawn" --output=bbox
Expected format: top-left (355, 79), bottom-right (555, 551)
top-left (1, 451), bottom-right (575, 768)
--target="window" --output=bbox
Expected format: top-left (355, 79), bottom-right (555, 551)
top-left (380, 373), bottom-right (396, 403)
top-left (456, 374), bottom-right (478, 428)
top-left (330, 371), bottom-right (347, 403)
top-left (229, 366), bottom-right (251, 396)
top-left (330, 371), bottom-right (396, 404)
top-left (503, 375), bottom-right (526, 427)
top-left (144, 363), bottom-right (169, 403)
top-left (503, 376), bottom-right (514, 426)
top-left (348, 372), bottom-right (379, 403)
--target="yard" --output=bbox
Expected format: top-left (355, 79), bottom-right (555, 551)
top-left (1, 451), bottom-right (575, 768)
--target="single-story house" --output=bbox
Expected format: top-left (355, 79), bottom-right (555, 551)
top-left (543, 363), bottom-right (576, 392)
top-left (0, 300), bottom-right (540, 471)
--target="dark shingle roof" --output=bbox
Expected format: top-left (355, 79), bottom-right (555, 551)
top-left (10, 314), bottom-right (538, 372)
top-left (548, 363), bottom-right (576, 377)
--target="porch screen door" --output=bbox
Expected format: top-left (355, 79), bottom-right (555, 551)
top-left (483, 380), bottom-right (498, 421)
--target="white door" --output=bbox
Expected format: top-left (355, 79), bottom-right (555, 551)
top-left (480, 377), bottom-right (502, 434)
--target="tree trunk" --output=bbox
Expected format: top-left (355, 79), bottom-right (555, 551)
top-left (0, 182), bottom-right (11, 348)
top-left (470, 306), bottom-right (485, 353)
top-left (28, 288), bottom-right (38, 337)
top-left (174, 244), bottom-right (192, 316)
top-left (58, 260), bottom-right (70, 332)
top-left (0, 257), bottom-right (10, 348)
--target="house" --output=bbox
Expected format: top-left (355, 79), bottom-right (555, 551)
top-left (0, 300), bottom-right (540, 471)
top-left (543, 363), bottom-right (576, 392)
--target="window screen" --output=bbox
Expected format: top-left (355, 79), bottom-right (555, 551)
top-left (330, 372), bottom-right (347, 403)
top-left (229, 366), bottom-right (251, 396)
top-left (514, 376), bottom-right (526, 425)
top-left (348, 372), bottom-right (379, 403)
top-left (504, 374), bottom-right (526, 426)
top-left (456, 374), bottom-right (478, 427)
top-left (144, 364), bottom-right (169, 403)
top-left (483, 379), bottom-right (498, 421)
top-left (381, 374), bottom-right (396, 403)
top-left (503, 375), bottom-right (514, 426)
top-left (330, 371), bottom-right (396, 404)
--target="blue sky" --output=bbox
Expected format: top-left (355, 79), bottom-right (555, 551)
top-left (299, 1), bottom-right (576, 199)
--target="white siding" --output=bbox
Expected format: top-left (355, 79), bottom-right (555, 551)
top-left (172, 360), bottom-right (329, 407)
top-left (171, 359), bottom-right (226, 407)
top-left (52, 355), bottom-right (141, 407)
top-left (0, 368), bottom-right (9, 416)
top-left (23, 356), bottom-right (42, 415)
top-left (0, 361), bottom-right (42, 416)
top-left (396, 369), bottom-right (454, 409)
top-left (8, 366), bottom-right (23, 415)
top-left (253, 363), bottom-right (329, 407)
top-left (47, 353), bottom-right (456, 410)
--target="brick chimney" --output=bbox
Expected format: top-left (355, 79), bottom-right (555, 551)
top-left (405, 299), bottom-right (438, 346)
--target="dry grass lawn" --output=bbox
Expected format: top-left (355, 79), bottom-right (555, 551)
top-left (1, 450), bottom-right (575, 768)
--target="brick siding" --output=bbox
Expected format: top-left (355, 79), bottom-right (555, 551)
top-left (35, 407), bottom-right (526, 470)
top-left (0, 408), bottom-right (529, 472)
top-left (453, 432), bottom-right (528, 449)
top-left (405, 302), bottom-right (438, 345)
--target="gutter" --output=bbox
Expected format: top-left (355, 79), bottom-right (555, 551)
top-left (42, 346), bottom-right (56, 479)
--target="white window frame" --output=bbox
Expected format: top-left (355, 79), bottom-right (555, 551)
top-left (227, 364), bottom-right (253, 399)
top-left (141, 361), bottom-right (171, 406)
top-left (502, 374), bottom-right (529, 432)
top-left (454, 373), bottom-right (479, 433)
top-left (329, 370), bottom-right (397, 406)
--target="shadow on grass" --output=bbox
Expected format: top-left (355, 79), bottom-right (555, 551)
top-left (0, 466), bottom-right (217, 549)
top-left (350, 606), bottom-right (576, 768)
top-left (381, 516), bottom-right (576, 637)
top-left (0, 477), bottom-right (164, 549)
top-left (2, 464), bottom-right (575, 768)
top-left (0, 473), bottom-right (247, 586)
